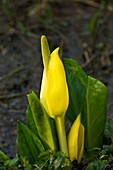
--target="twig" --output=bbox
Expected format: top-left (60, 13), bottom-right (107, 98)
top-left (81, 49), bottom-right (113, 69)
top-left (0, 93), bottom-right (25, 99)
top-left (0, 67), bottom-right (26, 82)
top-left (81, 54), bottom-right (97, 68)
top-left (74, 0), bottom-right (113, 12)
top-left (8, 28), bottom-right (35, 49)
top-left (74, 0), bottom-right (101, 8)
top-left (28, 0), bottom-right (47, 16)
top-left (8, 109), bottom-right (25, 113)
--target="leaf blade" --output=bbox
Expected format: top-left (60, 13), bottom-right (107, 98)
top-left (17, 121), bottom-right (45, 164)
top-left (83, 76), bottom-right (108, 159)
top-left (63, 58), bottom-right (87, 123)
top-left (27, 91), bottom-right (58, 151)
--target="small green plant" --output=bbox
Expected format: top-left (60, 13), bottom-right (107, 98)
top-left (0, 35), bottom-right (109, 169)
top-left (2, 0), bottom-right (13, 20)
top-left (89, 0), bottom-right (111, 44)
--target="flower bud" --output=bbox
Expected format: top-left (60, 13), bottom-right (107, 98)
top-left (46, 48), bottom-right (69, 118)
top-left (68, 114), bottom-right (84, 163)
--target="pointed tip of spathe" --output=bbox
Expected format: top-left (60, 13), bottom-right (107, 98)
top-left (51, 47), bottom-right (60, 56)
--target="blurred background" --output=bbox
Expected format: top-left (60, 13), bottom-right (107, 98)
top-left (0, 0), bottom-right (113, 158)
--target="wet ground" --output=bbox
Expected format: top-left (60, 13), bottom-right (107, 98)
top-left (0, 0), bottom-right (113, 158)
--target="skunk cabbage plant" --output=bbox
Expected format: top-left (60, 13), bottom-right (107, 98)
top-left (17, 35), bottom-right (108, 165)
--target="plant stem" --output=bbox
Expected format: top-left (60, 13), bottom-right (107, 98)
top-left (55, 116), bottom-right (68, 156)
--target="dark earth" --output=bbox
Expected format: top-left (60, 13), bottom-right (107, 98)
top-left (0, 0), bottom-right (113, 158)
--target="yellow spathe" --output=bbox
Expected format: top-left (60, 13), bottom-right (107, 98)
top-left (40, 36), bottom-right (69, 155)
top-left (40, 69), bottom-right (49, 112)
top-left (68, 114), bottom-right (84, 163)
top-left (46, 48), bottom-right (69, 118)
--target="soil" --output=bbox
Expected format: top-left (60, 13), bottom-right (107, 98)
top-left (0, 0), bottom-right (113, 158)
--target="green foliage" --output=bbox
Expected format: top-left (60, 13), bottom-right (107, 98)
top-left (0, 151), bottom-right (22, 170)
top-left (33, 151), bottom-right (72, 170)
top-left (26, 105), bottom-right (39, 137)
top-left (16, 21), bottom-right (26, 33)
top-left (89, 9), bottom-right (102, 43)
top-left (104, 116), bottom-right (113, 143)
top-left (89, 0), bottom-right (111, 43)
top-left (63, 58), bottom-right (87, 123)
top-left (0, 150), bottom-right (9, 161)
top-left (101, 0), bottom-right (111, 9)
top-left (2, 0), bottom-right (12, 20)
top-left (27, 91), bottom-right (58, 151)
top-left (86, 144), bottom-right (113, 169)
top-left (17, 91), bottom-right (58, 164)
top-left (0, 150), bottom-right (72, 170)
top-left (17, 121), bottom-right (45, 164)
top-left (0, 36), bottom-right (109, 169)
top-left (63, 58), bottom-right (108, 161)
top-left (16, 57), bottom-right (108, 166)
top-left (83, 76), bottom-right (108, 160)
top-left (86, 159), bottom-right (108, 170)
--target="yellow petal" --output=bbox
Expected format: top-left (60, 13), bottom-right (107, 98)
top-left (68, 114), bottom-right (84, 163)
top-left (46, 47), bottom-right (69, 118)
top-left (40, 70), bottom-right (49, 112)
top-left (78, 123), bottom-right (84, 163)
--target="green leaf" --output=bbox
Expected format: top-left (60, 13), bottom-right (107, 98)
top-left (0, 151), bottom-right (19, 170)
top-left (2, 0), bottom-right (13, 20)
top-left (86, 159), bottom-right (108, 170)
top-left (0, 150), bottom-right (9, 161)
top-left (63, 58), bottom-right (107, 161)
top-left (89, 9), bottom-right (102, 42)
top-left (26, 103), bottom-right (58, 151)
top-left (17, 121), bottom-right (45, 164)
top-left (63, 58), bottom-right (87, 123)
top-left (9, 155), bottom-right (19, 167)
top-left (104, 115), bottom-right (113, 144)
top-left (27, 91), bottom-right (58, 151)
top-left (26, 105), bottom-right (39, 137)
top-left (83, 76), bottom-right (108, 157)
top-left (26, 104), bottom-right (49, 150)
top-left (84, 148), bottom-right (101, 163)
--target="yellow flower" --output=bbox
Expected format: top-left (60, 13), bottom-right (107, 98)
top-left (68, 114), bottom-right (84, 163)
top-left (40, 36), bottom-right (69, 118)
top-left (46, 47), bottom-right (69, 118)
top-left (40, 35), bottom-right (69, 156)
